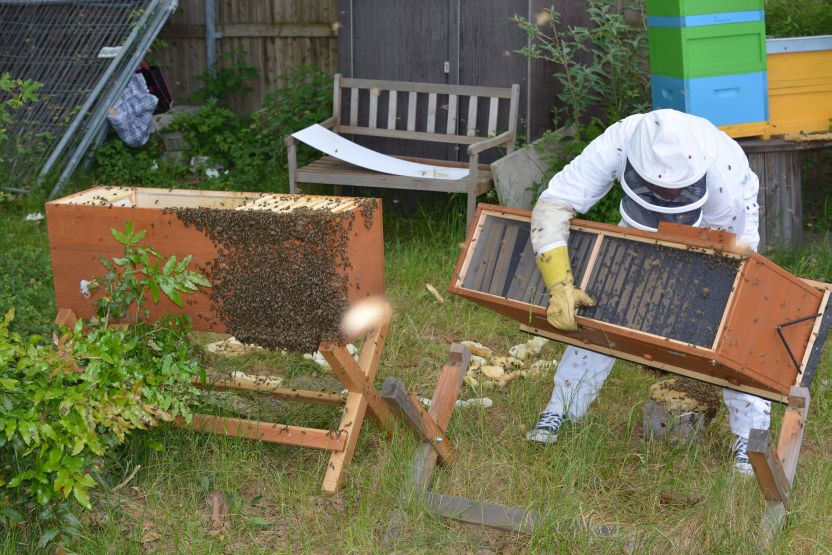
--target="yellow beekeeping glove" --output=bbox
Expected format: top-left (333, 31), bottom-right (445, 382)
top-left (536, 246), bottom-right (595, 331)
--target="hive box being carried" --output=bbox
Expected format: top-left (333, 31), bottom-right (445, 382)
top-left (449, 205), bottom-right (831, 402)
top-left (46, 186), bottom-right (384, 353)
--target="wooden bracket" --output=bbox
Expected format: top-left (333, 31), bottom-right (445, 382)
top-left (380, 377), bottom-right (456, 464)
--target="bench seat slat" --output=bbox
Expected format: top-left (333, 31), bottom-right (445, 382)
top-left (297, 156), bottom-right (492, 195)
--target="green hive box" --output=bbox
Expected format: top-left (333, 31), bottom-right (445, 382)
top-left (647, 0), bottom-right (763, 17)
top-left (648, 22), bottom-right (766, 79)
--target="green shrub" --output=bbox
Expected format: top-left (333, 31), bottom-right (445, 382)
top-left (91, 65), bottom-right (332, 194)
top-left (766, 0), bottom-right (832, 38)
top-left (515, 1), bottom-right (650, 223)
top-left (190, 50), bottom-right (260, 106)
top-left (0, 223), bottom-right (206, 548)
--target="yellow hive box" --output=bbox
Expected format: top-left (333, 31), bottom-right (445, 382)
top-left (720, 35), bottom-right (832, 139)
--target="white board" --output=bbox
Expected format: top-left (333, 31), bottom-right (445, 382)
top-left (292, 124), bottom-right (469, 181)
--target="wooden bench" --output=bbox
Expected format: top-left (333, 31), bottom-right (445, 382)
top-left (286, 74), bottom-right (520, 227)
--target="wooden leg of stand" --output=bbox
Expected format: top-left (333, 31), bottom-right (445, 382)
top-left (322, 391), bottom-right (367, 493)
top-left (380, 377), bottom-right (456, 463)
top-left (751, 386), bottom-right (811, 544)
top-left (411, 344), bottom-right (470, 490)
top-left (320, 316), bottom-right (393, 492)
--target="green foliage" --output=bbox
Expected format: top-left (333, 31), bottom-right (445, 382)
top-left (0, 223), bottom-right (206, 549)
top-left (190, 50), bottom-right (260, 105)
top-left (91, 220), bottom-right (211, 324)
top-left (91, 65), bottom-right (333, 193)
top-left (0, 73), bottom-right (41, 145)
top-left (515, 1), bottom-right (649, 224)
top-left (92, 139), bottom-right (186, 188)
top-left (766, 0), bottom-right (832, 38)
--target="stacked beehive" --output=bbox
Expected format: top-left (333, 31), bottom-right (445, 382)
top-left (648, 0), bottom-right (768, 128)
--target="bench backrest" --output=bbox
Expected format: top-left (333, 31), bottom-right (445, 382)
top-left (333, 74), bottom-right (520, 148)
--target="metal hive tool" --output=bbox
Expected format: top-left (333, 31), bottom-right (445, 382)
top-left (451, 204), bottom-right (832, 402)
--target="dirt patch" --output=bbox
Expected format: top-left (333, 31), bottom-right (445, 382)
top-left (174, 203), bottom-right (376, 353)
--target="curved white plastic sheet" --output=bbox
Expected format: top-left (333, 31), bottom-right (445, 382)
top-left (292, 124), bottom-right (469, 181)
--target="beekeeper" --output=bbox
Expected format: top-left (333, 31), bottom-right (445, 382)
top-left (526, 109), bottom-right (767, 475)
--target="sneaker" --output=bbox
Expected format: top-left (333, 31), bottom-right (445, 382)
top-left (732, 436), bottom-right (754, 476)
top-left (526, 412), bottom-right (566, 444)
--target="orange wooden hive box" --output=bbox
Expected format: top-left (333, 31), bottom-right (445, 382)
top-left (46, 186), bottom-right (384, 339)
top-left (449, 205), bottom-right (831, 402)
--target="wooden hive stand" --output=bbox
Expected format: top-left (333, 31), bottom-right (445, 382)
top-left (55, 306), bottom-right (396, 494)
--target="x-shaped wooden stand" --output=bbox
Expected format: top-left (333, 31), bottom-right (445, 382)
top-left (186, 313), bottom-right (396, 494)
top-left (57, 306), bottom-right (399, 493)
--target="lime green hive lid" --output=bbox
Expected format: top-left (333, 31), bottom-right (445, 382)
top-left (647, 0), bottom-right (764, 17)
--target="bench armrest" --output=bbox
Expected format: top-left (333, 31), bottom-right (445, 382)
top-left (467, 130), bottom-right (514, 155)
top-left (284, 116), bottom-right (338, 147)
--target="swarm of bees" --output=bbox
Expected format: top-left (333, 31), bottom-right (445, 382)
top-left (175, 204), bottom-right (364, 354)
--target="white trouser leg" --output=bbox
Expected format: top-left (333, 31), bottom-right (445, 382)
top-left (722, 389), bottom-right (771, 439)
top-left (544, 345), bottom-right (616, 420)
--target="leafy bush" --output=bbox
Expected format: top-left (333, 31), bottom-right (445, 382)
top-left (190, 50), bottom-right (260, 106)
top-left (92, 139), bottom-right (186, 189)
top-left (92, 64), bottom-right (333, 193)
top-left (766, 0), bottom-right (832, 38)
top-left (515, 1), bottom-right (650, 223)
top-left (0, 223), bottom-right (206, 548)
top-left (0, 73), bottom-right (41, 145)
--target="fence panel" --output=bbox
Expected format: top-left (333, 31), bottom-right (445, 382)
top-left (154, 0), bottom-right (338, 113)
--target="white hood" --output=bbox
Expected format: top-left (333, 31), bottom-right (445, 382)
top-left (627, 109), bottom-right (710, 189)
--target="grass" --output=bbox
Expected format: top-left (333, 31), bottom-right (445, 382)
top-left (0, 189), bottom-right (831, 554)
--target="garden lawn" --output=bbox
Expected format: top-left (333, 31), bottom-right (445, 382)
top-left (1, 191), bottom-right (831, 554)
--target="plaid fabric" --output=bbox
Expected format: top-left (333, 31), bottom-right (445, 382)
top-left (107, 74), bottom-right (158, 147)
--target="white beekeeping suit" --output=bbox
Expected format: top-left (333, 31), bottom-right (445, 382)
top-left (527, 109), bottom-right (768, 472)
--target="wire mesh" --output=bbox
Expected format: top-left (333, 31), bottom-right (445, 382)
top-left (0, 0), bottom-right (171, 191)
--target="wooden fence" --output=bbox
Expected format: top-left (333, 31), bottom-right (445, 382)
top-left (154, 0), bottom-right (338, 114)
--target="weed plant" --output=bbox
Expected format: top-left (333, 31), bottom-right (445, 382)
top-left (514, 1), bottom-right (651, 224)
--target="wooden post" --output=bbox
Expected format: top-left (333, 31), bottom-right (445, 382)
top-left (748, 429), bottom-right (791, 503)
top-left (285, 135), bottom-right (299, 194)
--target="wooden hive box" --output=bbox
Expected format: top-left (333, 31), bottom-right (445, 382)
top-left (46, 186), bottom-right (384, 348)
top-left (449, 204), bottom-right (831, 402)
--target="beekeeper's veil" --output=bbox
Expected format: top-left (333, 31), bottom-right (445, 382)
top-left (619, 110), bottom-right (710, 231)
